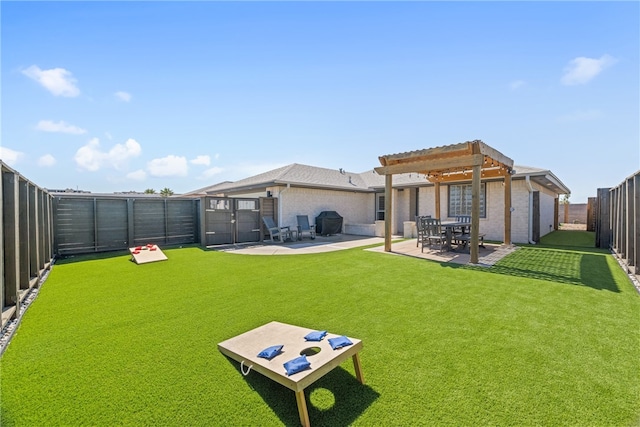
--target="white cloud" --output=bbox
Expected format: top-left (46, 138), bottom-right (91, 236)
top-left (509, 80), bottom-right (525, 90)
top-left (37, 154), bottom-right (56, 167)
top-left (36, 120), bottom-right (87, 135)
top-left (127, 169), bottom-right (147, 180)
top-left (201, 167), bottom-right (224, 178)
top-left (75, 137), bottom-right (142, 171)
top-left (0, 147), bottom-right (23, 166)
top-left (22, 65), bottom-right (80, 97)
top-left (191, 155), bottom-right (211, 166)
top-left (147, 155), bottom-right (188, 177)
top-left (115, 91), bottom-right (132, 102)
top-left (557, 109), bottom-right (603, 123)
top-left (561, 54), bottom-right (617, 85)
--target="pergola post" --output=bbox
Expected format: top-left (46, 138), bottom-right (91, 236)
top-left (434, 181), bottom-right (441, 219)
top-left (504, 172), bottom-right (512, 245)
top-left (384, 174), bottom-right (392, 252)
top-left (470, 164), bottom-right (481, 264)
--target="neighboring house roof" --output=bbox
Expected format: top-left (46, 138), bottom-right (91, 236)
top-left (185, 162), bottom-right (570, 196)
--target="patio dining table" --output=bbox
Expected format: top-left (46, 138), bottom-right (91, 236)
top-left (440, 221), bottom-right (471, 251)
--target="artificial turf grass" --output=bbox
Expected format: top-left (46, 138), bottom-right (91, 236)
top-left (539, 229), bottom-right (595, 248)
top-left (1, 240), bottom-right (639, 426)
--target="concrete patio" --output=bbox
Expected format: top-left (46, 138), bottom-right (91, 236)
top-left (211, 234), bottom-right (518, 266)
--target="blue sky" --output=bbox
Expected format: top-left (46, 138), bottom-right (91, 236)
top-left (2, 1), bottom-right (638, 202)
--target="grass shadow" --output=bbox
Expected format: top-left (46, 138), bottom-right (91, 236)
top-left (54, 243), bottom-right (204, 265)
top-left (225, 357), bottom-right (379, 426)
top-left (463, 246), bottom-right (619, 292)
top-left (54, 250), bottom-right (131, 265)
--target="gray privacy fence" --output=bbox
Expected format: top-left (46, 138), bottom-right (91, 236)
top-left (1, 161), bottom-right (54, 328)
top-left (53, 195), bottom-right (200, 255)
top-left (596, 170), bottom-right (640, 280)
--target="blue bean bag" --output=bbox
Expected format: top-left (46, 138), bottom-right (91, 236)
top-left (328, 335), bottom-right (353, 350)
top-left (283, 355), bottom-right (311, 376)
top-left (304, 330), bottom-right (327, 341)
top-left (257, 344), bottom-right (284, 360)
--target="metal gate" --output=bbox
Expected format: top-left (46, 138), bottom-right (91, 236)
top-left (203, 197), bottom-right (261, 245)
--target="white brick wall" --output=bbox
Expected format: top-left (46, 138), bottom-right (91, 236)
top-left (268, 177), bottom-right (559, 243)
top-left (417, 186), bottom-right (436, 217)
top-left (510, 180), bottom-right (532, 244)
top-left (538, 185), bottom-right (558, 238)
top-left (271, 186), bottom-right (374, 232)
top-left (395, 189), bottom-right (410, 233)
top-left (483, 181), bottom-right (507, 242)
top-left (393, 179), bottom-right (557, 244)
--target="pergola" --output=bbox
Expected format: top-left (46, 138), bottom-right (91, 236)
top-left (374, 140), bottom-right (515, 264)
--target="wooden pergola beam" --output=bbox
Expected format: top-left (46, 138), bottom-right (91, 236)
top-left (426, 167), bottom-right (510, 183)
top-left (375, 154), bottom-right (483, 176)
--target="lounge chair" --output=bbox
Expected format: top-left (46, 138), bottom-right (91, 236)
top-left (296, 215), bottom-right (316, 240)
top-left (262, 216), bottom-right (292, 243)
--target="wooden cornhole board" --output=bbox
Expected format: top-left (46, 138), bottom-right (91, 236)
top-left (129, 244), bottom-right (168, 264)
top-left (218, 321), bottom-right (364, 427)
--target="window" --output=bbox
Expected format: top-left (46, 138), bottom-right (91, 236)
top-left (448, 183), bottom-right (486, 217)
top-left (376, 194), bottom-right (385, 220)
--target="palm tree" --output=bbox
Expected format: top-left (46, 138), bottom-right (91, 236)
top-left (160, 188), bottom-right (174, 197)
top-left (144, 188), bottom-right (156, 194)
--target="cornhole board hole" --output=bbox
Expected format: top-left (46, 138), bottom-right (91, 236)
top-left (129, 244), bottom-right (168, 264)
top-left (218, 321), bottom-right (364, 427)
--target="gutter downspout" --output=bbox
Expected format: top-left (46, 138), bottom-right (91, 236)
top-left (278, 183), bottom-right (291, 226)
top-left (525, 176), bottom-right (536, 244)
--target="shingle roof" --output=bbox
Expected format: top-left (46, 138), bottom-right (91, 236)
top-left (195, 163), bottom-right (378, 194)
top-left (185, 163), bottom-right (569, 195)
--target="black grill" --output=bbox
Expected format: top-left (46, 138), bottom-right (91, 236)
top-left (315, 211), bottom-right (343, 236)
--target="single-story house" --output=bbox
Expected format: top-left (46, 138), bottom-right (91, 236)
top-left (185, 159), bottom-right (570, 245)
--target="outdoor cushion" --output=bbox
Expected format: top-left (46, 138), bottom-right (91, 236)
top-left (304, 330), bottom-right (327, 341)
top-left (257, 344), bottom-right (284, 360)
top-left (328, 335), bottom-right (353, 350)
top-left (283, 355), bottom-right (311, 376)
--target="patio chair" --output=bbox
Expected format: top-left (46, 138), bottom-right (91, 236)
top-left (296, 215), bottom-right (316, 240)
top-left (422, 218), bottom-right (446, 253)
top-left (416, 215), bottom-right (431, 247)
top-left (262, 216), bottom-right (292, 243)
top-left (452, 215), bottom-right (471, 241)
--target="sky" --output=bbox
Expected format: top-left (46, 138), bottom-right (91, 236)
top-left (1, 1), bottom-right (638, 202)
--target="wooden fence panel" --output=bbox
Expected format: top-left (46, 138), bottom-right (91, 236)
top-left (599, 170), bottom-right (640, 281)
top-left (53, 196), bottom-right (200, 255)
top-left (96, 199), bottom-right (128, 251)
top-left (54, 198), bottom-right (96, 254)
top-left (1, 161), bottom-right (54, 328)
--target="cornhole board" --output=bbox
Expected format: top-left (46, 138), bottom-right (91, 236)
top-left (129, 244), bottom-right (168, 264)
top-left (218, 321), bottom-right (364, 427)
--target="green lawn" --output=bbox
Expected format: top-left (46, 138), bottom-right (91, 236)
top-left (2, 232), bottom-right (639, 426)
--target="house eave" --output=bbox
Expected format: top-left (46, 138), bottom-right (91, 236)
top-left (206, 180), bottom-right (374, 196)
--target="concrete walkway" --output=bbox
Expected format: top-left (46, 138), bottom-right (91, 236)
top-left (209, 234), bottom-right (386, 255)
top-left (210, 234), bottom-right (518, 266)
